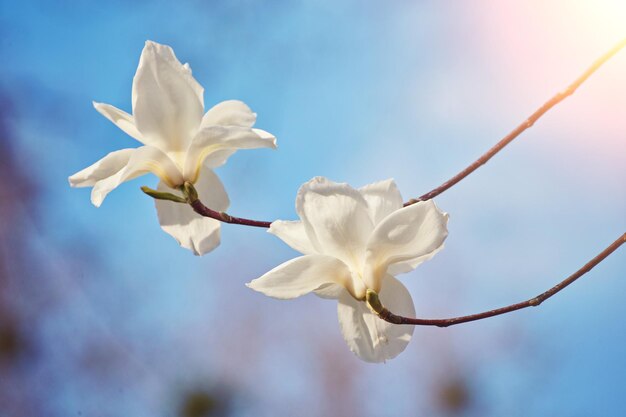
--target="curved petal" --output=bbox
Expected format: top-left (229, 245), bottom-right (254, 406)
top-left (132, 41), bottom-right (204, 154)
top-left (337, 275), bottom-right (415, 363)
top-left (93, 102), bottom-right (144, 144)
top-left (246, 254), bottom-right (353, 300)
top-left (252, 128), bottom-right (275, 140)
top-left (358, 178), bottom-right (403, 225)
top-left (200, 149), bottom-right (236, 170)
top-left (69, 148), bottom-right (135, 188)
top-left (194, 166), bottom-right (230, 211)
top-left (90, 146), bottom-right (182, 207)
top-left (314, 283), bottom-right (347, 300)
top-left (268, 220), bottom-right (316, 255)
top-left (387, 244), bottom-right (446, 276)
top-left (183, 126), bottom-right (277, 182)
top-left (201, 100), bottom-right (256, 128)
top-left (364, 200), bottom-right (448, 290)
top-left (155, 167), bottom-right (229, 256)
top-left (296, 177), bottom-right (373, 272)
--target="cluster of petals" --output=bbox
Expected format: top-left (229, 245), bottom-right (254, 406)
top-left (247, 177), bottom-right (448, 362)
top-left (69, 41), bottom-right (451, 363)
top-left (69, 41), bottom-right (276, 255)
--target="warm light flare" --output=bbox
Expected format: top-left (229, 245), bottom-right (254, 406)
top-left (572, 0), bottom-right (626, 43)
top-left (459, 0), bottom-right (626, 155)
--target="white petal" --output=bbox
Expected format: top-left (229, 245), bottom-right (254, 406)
top-left (364, 200), bottom-right (448, 290)
top-left (201, 100), bottom-right (256, 128)
top-left (358, 178), bottom-right (403, 225)
top-left (93, 102), bottom-right (144, 144)
top-left (268, 220), bottom-right (316, 255)
top-left (251, 128), bottom-right (275, 140)
top-left (155, 167), bottom-right (229, 256)
top-left (183, 126), bottom-right (277, 182)
top-left (132, 41), bottom-right (204, 154)
top-left (69, 148), bottom-right (135, 188)
top-left (246, 254), bottom-right (353, 300)
top-left (313, 283), bottom-right (347, 300)
top-left (198, 149), bottom-right (236, 170)
top-left (296, 177), bottom-right (373, 272)
top-left (387, 244), bottom-right (446, 276)
top-left (90, 146), bottom-right (182, 207)
top-left (337, 275), bottom-right (415, 363)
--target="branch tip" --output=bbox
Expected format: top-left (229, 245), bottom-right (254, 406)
top-left (407, 38), bottom-right (626, 204)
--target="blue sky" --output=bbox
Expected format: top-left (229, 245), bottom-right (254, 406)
top-left (1, 1), bottom-right (625, 416)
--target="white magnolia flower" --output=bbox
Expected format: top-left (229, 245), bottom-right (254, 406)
top-left (247, 177), bottom-right (448, 362)
top-left (69, 41), bottom-right (276, 255)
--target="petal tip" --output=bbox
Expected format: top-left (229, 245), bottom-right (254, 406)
top-left (245, 280), bottom-right (260, 292)
top-left (90, 184), bottom-right (107, 208)
top-left (142, 40), bottom-right (173, 59)
top-left (189, 240), bottom-right (202, 256)
top-left (90, 196), bottom-right (103, 208)
top-left (68, 175), bottom-right (80, 188)
top-left (190, 233), bottom-right (221, 257)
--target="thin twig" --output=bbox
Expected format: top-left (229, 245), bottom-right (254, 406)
top-left (179, 40), bottom-right (625, 222)
top-left (180, 182), bottom-right (272, 228)
top-left (188, 198), bottom-right (271, 228)
top-left (183, 40), bottom-right (625, 221)
top-left (405, 38), bottom-right (626, 206)
top-left (175, 43), bottom-right (626, 328)
top-left (369, 233), bottom-right (625, 327)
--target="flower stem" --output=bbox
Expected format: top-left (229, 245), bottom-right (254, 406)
top-left (372, 233), bottom-right (625, 327)
top-left (181, 182), bottom-right (272, 228)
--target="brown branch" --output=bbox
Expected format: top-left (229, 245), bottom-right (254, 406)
top-left (181, 182), bottom-right (272, 228)
top-left (171, 42), bottom-right (626, 328)
top-left (178, 40), bottom-right (625, 223)
top-left (141, 182), bottom-right (272, 227)
top-left (405, 38), bottom-right (626, 206)
top-left (188, 198), bottom-right (271, 228)
top-left (369, 233), bottom-right (625, 327)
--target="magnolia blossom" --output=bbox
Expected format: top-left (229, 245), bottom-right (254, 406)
top-left (247, 177), bottom-right (448, 362)
top-left (69, 41), bottom-right (276, 255)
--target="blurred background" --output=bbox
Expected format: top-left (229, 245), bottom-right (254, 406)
top-left (0, 0), bottom-right (625, 416)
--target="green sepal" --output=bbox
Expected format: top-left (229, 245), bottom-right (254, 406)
top-left (140, 186), bottom-right (187, 203)
top-left (365, 289), bottom-right (384, 314)
top-left (181, 181), bottom-right (199, 203)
